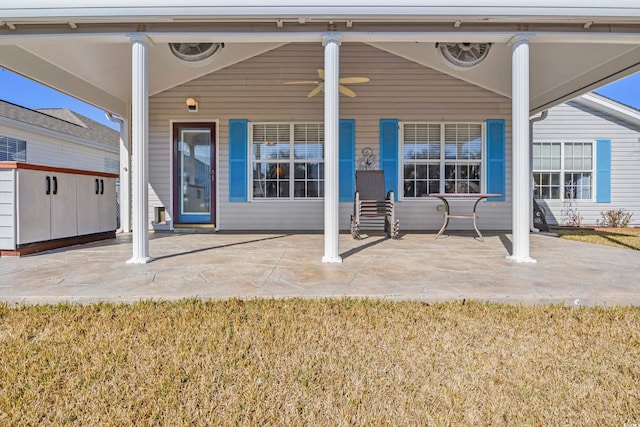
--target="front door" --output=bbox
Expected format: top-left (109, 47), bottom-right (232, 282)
top-left (173, 123), bottom-right (216, 225)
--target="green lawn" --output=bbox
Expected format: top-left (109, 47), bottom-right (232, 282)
top-left (1, 299), bottom-right (639, 425)
top-left (555, 227), bottom-right (640, 250)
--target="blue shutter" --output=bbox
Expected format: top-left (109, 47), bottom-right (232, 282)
top-left (228, 119), bottom-right (248, 202)
top-left (485, 119), bottom-right (506, 202)
top-left (339, 119), bottom-right (356, 202)
top-left (596, 139), bottom-right (611, 203)
top-left (379, 119), bottom-right (399, 200)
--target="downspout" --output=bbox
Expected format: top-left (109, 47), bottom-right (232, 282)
top-left (106, 112), bottom-right (131, 233)
top-left (529, 110), bottom-right (548, 232)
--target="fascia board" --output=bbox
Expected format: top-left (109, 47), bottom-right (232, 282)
top-left (2, 2), bottom-right (640, 22)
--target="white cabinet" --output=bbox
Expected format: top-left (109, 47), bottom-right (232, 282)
top-left (0, 163), bottom-right (117, 254)
top-left (77, 175), bottom-right (117, 235)
top-left (17, 169), bottom-right (77, 245)
top-left (16, 169), bottom-right (50, 244)
top-left (51, 172), bottom-right (78, 239)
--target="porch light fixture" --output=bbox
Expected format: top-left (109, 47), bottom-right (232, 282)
top-left (186, 98), bottom-right (199, 112)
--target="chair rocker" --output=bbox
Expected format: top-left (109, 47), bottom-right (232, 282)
top-left (350, 170), bottom-right (399, 239)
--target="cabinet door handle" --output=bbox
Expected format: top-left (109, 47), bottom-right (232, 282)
top-left (53, 176), bottom-right (58, 195)
top-left (100, 179), bottom-right (104, 195)
top-left (46, 176), bottom-right (51, 195)
top-left (95, 178), bottom-right (99, 194)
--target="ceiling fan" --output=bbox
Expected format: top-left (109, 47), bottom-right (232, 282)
top-left (284, 69), bottom-right (370, 98)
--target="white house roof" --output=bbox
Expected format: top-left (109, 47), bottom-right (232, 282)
top-left (574, 92), bottom-right (640, 127)
top-left (1, 1), bottom-right (639, 116)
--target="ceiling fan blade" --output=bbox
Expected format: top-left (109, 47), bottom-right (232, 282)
top-left (316, 68), bottom-right (324, 79)
top-left (339, 85), bottom-right (357, 98)
top-left (284, 80), bottom-right (320, 85)
top-left (307, 85), bottom-right (323, 98)
top-left (339, 77), bottom-right (370, 84)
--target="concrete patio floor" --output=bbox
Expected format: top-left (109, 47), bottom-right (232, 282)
top-left (0, 231), bottom-right (639, 306)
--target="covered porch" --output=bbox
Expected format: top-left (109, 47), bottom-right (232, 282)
top-left (2, 2), bottom-right (639, 265)
top-left (1, 231), bottom-right (638, 306)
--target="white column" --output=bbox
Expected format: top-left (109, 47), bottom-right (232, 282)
top-left (508, 36), bottom-right (536, 263)
top-left (322, 35), bottom-right (342, 263)
top-left (127, 36), bottom-right (153, 264)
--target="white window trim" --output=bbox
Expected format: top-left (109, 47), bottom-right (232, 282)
top-left (0, 135), bottom-right (27, 162)
top-left (533, 140), bottom-right (596, 202)
top-left (248, 121), bottom-right (325, 202)
top-left (398, 121), bottom-right (486, 202)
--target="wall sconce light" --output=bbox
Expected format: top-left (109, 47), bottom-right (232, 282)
top-left (186, 97), bottom-right (199, 112)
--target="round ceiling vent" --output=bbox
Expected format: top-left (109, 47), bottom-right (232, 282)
top-left (437, 42), bottom-right (492, 69)
top-left (169, 42), bottom-right (223, 62)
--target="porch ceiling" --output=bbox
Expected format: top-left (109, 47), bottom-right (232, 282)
top-left (0, 21), bottom-right (639, 116)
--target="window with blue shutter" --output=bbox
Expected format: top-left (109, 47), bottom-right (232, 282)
top-left (228, 119), bottom-right (248, 202)
top-left (596, 139), bottom-right (611, 203)
top-left (485, 119), bottom-right (506, 202)
top-left (339, 119), bottom-right (355, 202)
top-left (380, 119), bottom-right (399, 200)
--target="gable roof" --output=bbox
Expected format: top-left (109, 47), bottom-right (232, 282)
top-left (574, 92), bottom-right (640, 128)
top-left (0, 100), bottom-right (119, 149)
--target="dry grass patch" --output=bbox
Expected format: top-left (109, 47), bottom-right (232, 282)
top-left (556, 228), bottom-right (640, 251)
top-left (0, 299), bottom-right (639, 425)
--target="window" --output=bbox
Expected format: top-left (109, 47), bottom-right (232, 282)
top-left (251, 123), bottom-right (324, 199)
top-left (104, 157), bottom-right (120, 174)
top-left (402, 123), bottom-right (483, 198)
top-left (0, 136), bottom-right (27, 162)
top-left (533, 142), bottom-right (593, 200)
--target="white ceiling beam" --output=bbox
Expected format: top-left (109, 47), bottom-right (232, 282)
top-left (0, 45), bottom-right (128, 116)
top-left (2, 31), bottom-right (640, 45)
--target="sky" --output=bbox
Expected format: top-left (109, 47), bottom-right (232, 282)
top-left (1, 67), bottom-right (639, 132)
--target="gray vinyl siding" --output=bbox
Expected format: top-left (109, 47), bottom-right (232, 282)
top-left (0, 169), bottom-right (16, 249)
top-left (1, 126), bottom-right (119, 173)
top-left (149, 42), bottom-right (512, 231)
top-left (533, 101), bottom-right (640, 226)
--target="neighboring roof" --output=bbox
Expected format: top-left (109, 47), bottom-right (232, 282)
top-left (573, 92), bottom-right (640, 128)
top-left (0, 100), bottom-right (118, 149)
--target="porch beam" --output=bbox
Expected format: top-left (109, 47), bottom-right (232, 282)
top-left (126, 35), bottom-right (153, 264)
top-left (508, 35), bottom-right (536, 263)
top-left (3, 26), bottom-right (640, 45)
top-left (322, 34), bottom-right (342, 263)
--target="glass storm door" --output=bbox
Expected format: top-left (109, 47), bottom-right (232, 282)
top-left (173, 123), bottom-right (216, 224)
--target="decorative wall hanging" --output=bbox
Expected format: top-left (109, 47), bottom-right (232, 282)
top-left (357, 147), bottom-right (376, 170)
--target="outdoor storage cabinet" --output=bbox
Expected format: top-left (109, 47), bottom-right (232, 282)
top-left (0, 162), bottom-right (118, 256)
